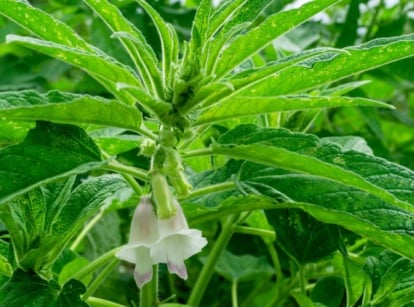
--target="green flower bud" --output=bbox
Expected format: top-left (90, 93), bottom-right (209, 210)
top-left (151, 171), bottom-right (176, 219)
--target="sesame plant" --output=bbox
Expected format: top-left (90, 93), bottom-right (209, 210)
top-left (0, 0), bottom-right (414, 306)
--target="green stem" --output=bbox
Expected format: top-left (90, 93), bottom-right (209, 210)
top-left (265, 241), bottom-right (284, 305)
top-left (177, 124), bottom-right (211, 150)
top-left (72, 247), bottom-right (121, 282)
top-left (105, 161), bottom-right (149, 181)
top-left (87, 297), bottom-right (127, 307)
top-left (298, 266), bottom-right (306, 295)
top-left (181, 148), bottom-right (213, 159)
top-left (180, 181), bottom-right (236, 201)
top-left (233, 226), bottom-right (276, 241)
top-left (70, 210), bottom-right (104, 251)
top-left (188, 214), bottom-right (239, 307)
top-left (342, 253), bottom-right (353, 307)
top-left (83, 258), bottom-right (119, 300)
top-left (231, 281), bottom-right (239, 307)
top-left (122, 173), bottom-right (144, 195)
top-left (140, 265), bottom-right (158, 307)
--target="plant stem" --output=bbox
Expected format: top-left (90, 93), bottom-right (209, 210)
top-left (83, 258), bottom-right (119, 300)
top-left (70, 210), bottom-right (104, 251)
top-left (180, 181), bottom-right (236, 201)
top-left (72, 247), bottom-right (121, 282)
top-left (87, 297), bottom-right (127, 307)
top-left (188, 214), bottom-right (239, 307)
top-left (181, 147), bottom-right (213, 159)
top-left (231, 281), bottom-right (239, 307)
top-left (233, 225), bottom-right (276, 240)
top-left (140, 265), bottom-right (158, 307)
top-left (122, 173), bottom-right (144, 195)
top-left (105, 161), bottom-right (149, 181)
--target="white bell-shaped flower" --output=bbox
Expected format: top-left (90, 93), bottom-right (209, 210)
top-left (150, 199), bottom-right (207, 279)
top-left (116, 196), bottom-right (159, 288)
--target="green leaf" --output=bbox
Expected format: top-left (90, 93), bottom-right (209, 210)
top-left (190, 0), bottom-right (212, 51)
top-left (52, 175), bottom-right (128, 238)
top-left (0, 121), bottom-right (103, 205)
top-left (214, 0), bottom-right (340, 77)
top-left (0, 269), bottom-right (88, 307)
top-left (0, 240), bottom-right (12, 278)
top-left (0, 0), bottom-right (93, 52)
top-left (212, 250), bottom-right (274, 282)
top-left (6, 35), bottom-right (141, 106)
top-left (203, 0), bottom-right (271, 73)
top-left (0, 120), bottom-right (34, 147)
top-left (195, 95), bottom-right (391, 125)
top-left (212, 125), bottom-right (414, 258)
top-left (83, 0), bottom-right (163, 97)
top-left (266, 209), bottom-right (340, 264)
top-left (366, 250), bottom-right (414, 305)
top-left (232, 34), bottom-right (414, 97)
top-left (0, 90), bottom-right (142, 131)
top-left (194, 48), bottom-right (342, 111)
top-left (311, 276), bottom-right (345, 307)
top-left (136, 0), bottom-right (179, 89)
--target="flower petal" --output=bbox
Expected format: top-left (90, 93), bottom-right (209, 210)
top-left (167, 261), bottom-right (188, 280)
top-left (129, 196), bottom-right (159, 244)
top-left (134, 266), bottom-right (153, 289)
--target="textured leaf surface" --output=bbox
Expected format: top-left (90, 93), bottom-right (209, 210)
top-left (196, 95), bottom-right (391, 125)
top-left (0, 270), bottom-right (87, 307)
top-left (6, 35), bottom-right (141, 105)
top-left (212, 250), bottom-right (274, 282)
top-left (136, 0), bottom-right (178, 88)
top-left (0, 90), bottom-right (142, 131)
top-left (266, 209), bottom-right (341, 264)
top-left (0, 121), bottom-right (103, 204)
top-left (232, 35), bottom-right (414, 97)
top-left (212, 125), bottom-right (414, 258)
top-left (0, 0), bottom-right (92, 51)
top-left (366, 250), bottom-right (414, 305)
top-left (83, 0), bottom-right (162, 96)
top-left (214, 0), bottom-right (340, 77)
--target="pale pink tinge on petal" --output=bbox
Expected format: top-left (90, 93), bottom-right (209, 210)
top-left (167, 261), bottom-right (188, 280)
top-left (134, 267), bottom-right (153, 289)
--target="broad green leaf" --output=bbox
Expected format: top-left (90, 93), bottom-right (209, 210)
top-left (0, 121), bottom-right (34, 146)
top-left (0, 0), bottom-right (93, 51)
top-left (214, 0), bottom-right (340, 77)
top-left (0, 175), bottom-right (127, 271)
top-left (0, 0), bottom-right (142, 104)
top-left (185, 195), bottom-right (280, 226)
top-left (0, 90), bottom-right (142, 131)
top-left (52, 175), bottom-right (128, 237)
top-left (90, 128), bottom-right (142, 156)
top-left (193, 48), bottom-right (343, 111)
top-left (0, 269), bottom-right (88, 307)
top-left (310, 276), bottom-right (345, 307)
top-left (212, 250), bottom-right (274, 282)
top-left (266, 209), bottom-right (341, 264)
top-left (6, 35), bottom-right (141, 105)
top-left (232, 34), bottom-right (414, 97)
top-left (195, 95), bottom-right (391, 125)
top-left (0, 121), bottom-right (103, 204)
top-left (211, 125), bottom-right (414, 258)
top-left (366, 250), bottom-right (414, 305)
top-left (83, 0), bottom-right (163, 97)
